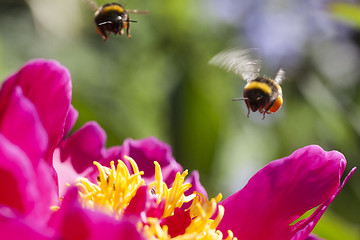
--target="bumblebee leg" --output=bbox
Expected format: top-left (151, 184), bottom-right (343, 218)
top-left (101, 30), bottom-right (109, 41)
top-left (126, 19), bottom-right (131, 38)
top-left (263, 107), bottom-right (273, 120)
top-left (96, 27), bottom-right (109, 41)
top-left (103, 33), bottom-right (110, 41)
top-left (246, 107), bottom-right (250, 118)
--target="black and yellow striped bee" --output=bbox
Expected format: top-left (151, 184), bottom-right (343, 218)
top-left (209, 48), bottom-right (285, 119)
top-left (89, 1), bottom-right (148, 41)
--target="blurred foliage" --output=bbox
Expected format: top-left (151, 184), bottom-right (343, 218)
top-left (0, 0), bottom-right (360, 239)
top-left (330, 3), bottom-right (360, 29)
top-left (295, 208), bottom-right (360, 240)
top-left (314, 213), bottom-right (359, 240)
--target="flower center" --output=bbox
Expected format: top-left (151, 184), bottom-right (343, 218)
top-left (73, 156), bottom-right (237, 240)
top-left (75, 157), bottom-right (144, 218)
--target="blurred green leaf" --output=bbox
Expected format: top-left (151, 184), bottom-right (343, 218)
top-left (313, 211), bottom-right (360, 240)
top-left (330, 3), bottom-right (360, 29)
top-left (292, 209), bottom-right (360, 240)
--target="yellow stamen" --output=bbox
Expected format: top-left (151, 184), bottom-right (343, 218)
top-left (68, 156), bottom-right (237, 240)
top-left (148, 161), bottom-right (194, 218)
top-left (75, 157), bottom-right (145, 218)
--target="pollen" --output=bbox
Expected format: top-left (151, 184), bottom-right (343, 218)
top-left (75, 156), bottom-right (145, 218)
top-left (72, 156), bottom-right (237, 240)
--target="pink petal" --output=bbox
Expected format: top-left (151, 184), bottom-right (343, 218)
top-left (114, 221), bottom-right (144, 240)
top-left (0, 59), bottom-right (72, 163)
top-left (0, 134), bottom-right (57, 221)
top-left (124, 186), bottom-right (166, 222)
top-left (55, 121), bottom-right (106, 195)
top-left (290, 167), bottom-right (356, 240)
top-left (182, 170), bottom-right (208, 209)
top-left (120, 137), bottom-right (183, 186)
top-left (100, 145), bottom-right (130, 175)
top-left (63, 105), bottom-right (78, 137)
top-left (146, 197), bottom-right (165, 219)
top-left (51, 187), bottom-right (144, 240)
top-left (59, 121), bottom-right (106, 173)
top-left (124, 186), bottom-right (149, 218)
top-left (0, 134), bottom-right (33, 214)
top-left (99, 138), bottom-right (184, 187)
top-left (160, 208), bottom-right (191, 237)
top-left (0, 208), bottom-right (53, 240)
top-left (0, 86), bottom-right (48, 166)
top-left (218, 145), bottom-right (346, 240)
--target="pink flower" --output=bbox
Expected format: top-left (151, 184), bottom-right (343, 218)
top-left (0, 59), bottom-right (72, 165)
top-left (0, 59), bottom-right (71, 238)
top-left (0, 59), bottom-right (207, 239)
top-left (217, 145), bottom-right (355, 240)
top-left (0, 59), bottom-right (356, 240)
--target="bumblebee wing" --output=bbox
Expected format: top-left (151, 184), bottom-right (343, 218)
top-left (274, 68), bottom-right (286, 84)
top-left (85, 0), bottom-right (99, 10)
top-left (209, 48), bottom-right (261, 82)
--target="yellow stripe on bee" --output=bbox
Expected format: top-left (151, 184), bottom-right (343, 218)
top-left (101, 5), bottom-right (125, 14)
top-left (245, 82), bottom-right (272, 95)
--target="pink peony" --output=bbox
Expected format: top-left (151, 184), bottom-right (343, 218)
top-left (0, 59), bottom-right (355, 240)
top-left (0, 59), bottom-right (70, 239)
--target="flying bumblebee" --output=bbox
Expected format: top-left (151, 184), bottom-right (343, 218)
top-left (89, 1), bottom-right (148, 41)
top-left (209, 48), bottom-right (285, 119)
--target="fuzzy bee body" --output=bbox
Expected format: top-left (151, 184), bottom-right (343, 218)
top-left (92, 2), bottom-right (148, 41)
top-left (94, 3), bottom-right (131, 41)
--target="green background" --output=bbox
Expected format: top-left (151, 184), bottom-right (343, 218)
top-left (0, 0), bottom-right (359, 239)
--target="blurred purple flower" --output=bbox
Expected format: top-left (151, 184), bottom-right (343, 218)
top-left (212, 0), bottom-right (351, 65)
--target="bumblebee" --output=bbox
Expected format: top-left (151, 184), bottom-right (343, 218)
top-left (92, 2), bottom-right (148, 41)
top-left (93, 3), bottom-right (132, 41)
top-left (209, 48), bottom-right (285, 119)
